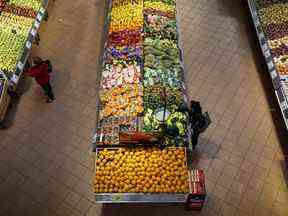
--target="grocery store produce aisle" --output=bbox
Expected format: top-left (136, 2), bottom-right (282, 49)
top-left (0, 1), bottom-right (287, 216)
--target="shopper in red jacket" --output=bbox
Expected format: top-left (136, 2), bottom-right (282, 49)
top-left (25, 57), bottom-right (55, 103)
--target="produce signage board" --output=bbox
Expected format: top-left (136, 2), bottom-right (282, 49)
top-left (247, 0), bottom-right (288, 129)
top-left (0, 0), bottom-right (45, 84)
top-left (95, 0), bottom-right (189, 147)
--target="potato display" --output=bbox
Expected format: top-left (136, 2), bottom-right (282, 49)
top-left (94, 148), bottom-right (189, 193)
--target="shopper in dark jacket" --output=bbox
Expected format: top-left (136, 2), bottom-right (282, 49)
top-left (25, 57), bottom-right (54, 103)
top-left (189, 101), bottom-right (203, 150)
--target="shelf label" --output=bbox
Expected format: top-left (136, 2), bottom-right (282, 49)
top-left (262, 43), bottom-right (268, 51)
top-left (11, 74), bottom-right (19, 84)
top-left (255, 18), bottom-right (260, 27)
top-left (26, 41), bottom-right (32, 49)
top-left (40, 7), bottom-right (45, 14)
top-left (264, 50), bottom-right (270, 58)
top-left (35, 20), bottom-right (40, 29)
top-left (0, 70), bottom-right (8, 81)
top-left (253, 11), bottom-right (257, 18)
top-left (31, 28), bottom-right (37, 37)
top-left (92, 133), bottom-right (97, 143)
top-left (270, 70), bottom-right (277, 79)
top-left (17, 62), bottom-right (24, 70)
top-left (37, 13), bottom-right (42, 22)
top-left (281, 101), bottom-right (288, 110)
top-left (112, 194), bottom-right (123, 202)
top-left (259, 32), bottom-right (265, 39)
top-left (183, 95), bottom-right (188, 103)
top-left (267, 61), bottom-right (274, 70)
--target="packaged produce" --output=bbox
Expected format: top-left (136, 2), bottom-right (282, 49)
top-left (94, 148), bottom-right (189, 193)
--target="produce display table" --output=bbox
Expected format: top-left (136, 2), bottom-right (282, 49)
top-left (93, 0), bottom-right (206, 208)
top-left (247, 0), bottom-right (288, 129)
top-left (0, 0), bottom-right (49, 121)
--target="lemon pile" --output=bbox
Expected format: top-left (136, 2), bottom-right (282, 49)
top-left (94, 148), bottom-right (189, 193)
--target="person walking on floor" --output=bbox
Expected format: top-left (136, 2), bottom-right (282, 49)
top-left (189, 101), bottom-right (204, 150)
top-left (24, 57), bottom-right (55, 103)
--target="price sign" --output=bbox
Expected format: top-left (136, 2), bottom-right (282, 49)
top-left (0, 70), bottom-right (8, 81)
top-left (31, 28), bottom-right (37, 37)
top-left (271, 70), bottom-right (277, 79)
top-left (26, 41), bottom-right (32, 49)
top-left (281, 101), bottom-right (288, 110)
top-left (17, 62), bottom-right (24, 70)
top-left (255, 18), bottom-right (260, 27)
top-left (35, 20), bottom-right (40, 29)
top-left (264, 50), bottom-right (270, 58)
top-left (112, 194), bottom-right (123, 202)
top-left (11, 74), bottom-right (19, 84)
top-left (37, 13), bottom-right (42, 22)
top-left (267, 61), bottom-right (274, 70)
top-left (262, 43), bottom-right (268, 52)
top-left (40, 7), bottom-right (45, 14)
top-left (259, 32), bottom-right (264, 40)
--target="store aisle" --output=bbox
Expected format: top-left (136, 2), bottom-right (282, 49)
top-left (0, 0), bottom-right (287, 216)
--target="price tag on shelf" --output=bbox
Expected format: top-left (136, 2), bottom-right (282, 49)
top-left (0, 70), bottom-right (8, 81)
top-left (259, 32), bottom-right (265, 40)
top-left (40, 7), bottom-right (45, 14)
top-left (270, 70), bottom-right (277, 79)
top-left (37, 13), bottom-right (42, 22)
top-left (92, 133), bottom-right (97, 143)
top-left (264, 50), bottom-right (270, 58)
top-left (17, 62), bottom-right (24, 71)
top-left (34, 20), bottom-right (40, 29)
top-left (262, 43), bottom-right (268, 52)
top-left (11, 74), bottom-right (19, 84)
top-left (112, 194), bottom-right (123, 202)
top-left (267, 61), bottom-right (274, 70)
top-left (281, 101), bottom-right (288, 110)
top-left (31, 28), bottom-right (37, 37)
top-left (255, 18), bottom-right (260, 27)
top-left (26, 41), bottom-right (32, 49)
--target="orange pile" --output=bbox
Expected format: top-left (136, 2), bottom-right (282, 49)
top-left (94, 148), bottom-right (189, 193)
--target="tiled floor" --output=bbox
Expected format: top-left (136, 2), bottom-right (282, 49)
top-left (0, 0), bottom-right (287, 215)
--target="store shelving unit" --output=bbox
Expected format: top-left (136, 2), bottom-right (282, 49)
top-left (247, 0), bottom-right (288, 129)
